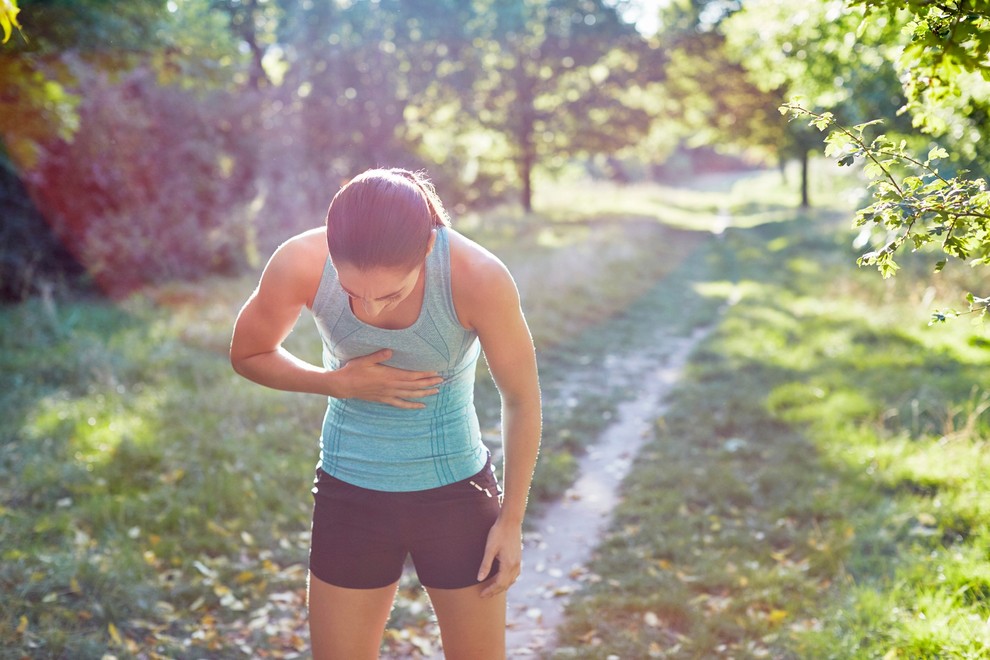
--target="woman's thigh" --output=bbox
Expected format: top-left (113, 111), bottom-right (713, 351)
top-left (426, 582), bottom-right (507, 660)
top-left (308, 571), bottom-right (398, 660)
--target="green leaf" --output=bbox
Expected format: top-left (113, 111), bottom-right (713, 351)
top-left (864, 161), bottom-right (886, 179)
top-left (810, 112), bottom-right (834, 131)
top-left (851, 119), bottom-right (883, 132)
top-left (0, 0), bottom-right (22, 44)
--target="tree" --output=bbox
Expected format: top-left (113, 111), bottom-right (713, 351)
top-left (210, 0), bottom-right (275, 91)
top-left (851, 0), bottom-right (990, 171)
top-left (408, 0), bottom-right (653, 211)
top-left (779, 0), bottom-right (990, 320)
top-left (720, 0), bottom-right (908, 207)
top-left (645, 27), bottom-right (792, 190)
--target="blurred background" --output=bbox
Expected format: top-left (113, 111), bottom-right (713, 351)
top-left (6, 0), bottom-right (985, 300)
top-left (2, 1), bottom-right (989, 658)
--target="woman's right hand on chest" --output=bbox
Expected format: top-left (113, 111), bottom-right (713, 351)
top-left (333, 349), bottom-right (444, 409)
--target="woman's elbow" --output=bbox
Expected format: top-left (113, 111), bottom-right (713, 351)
top-left (229, 342), bottom-right (256, 377)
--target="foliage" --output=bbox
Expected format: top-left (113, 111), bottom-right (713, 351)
top-left (711, 0), bottom-right (989, 318)
top-left (1, 0), bottom-right (668, 298)
top-left (21, 65), bottom-right (262, 296)
top-left (0, 0), bottom-right (182, 165)
top-left (781, 104), bottom-right (990, 323)
top-left (0, 0), bottom-right (22, 44)
top-left (621, 2), bottom-right (788, 177)
top-left (0, 162), bottom-right (87, 300)
top-left (0, 0), bottom-right (251, 299)
top-left (850, 0), bottom-right (990, 167)
top-left (661, 31), bottom-right (786, 159)
top-left (716, 0), bottom-right (908, 206)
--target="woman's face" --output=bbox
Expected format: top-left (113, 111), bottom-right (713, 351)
top-left (334, 262), bottom-right (422, 318)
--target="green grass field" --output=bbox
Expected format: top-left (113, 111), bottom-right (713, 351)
top-left (552, 188), bottom-right (990, 657)
top-left (2, 164), bottom-right (988, 658)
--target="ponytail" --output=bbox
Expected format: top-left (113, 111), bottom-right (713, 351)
top-left (387, 168), bottom-right (451, 229)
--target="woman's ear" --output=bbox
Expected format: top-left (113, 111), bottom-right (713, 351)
top-left (425, 228), bottom-right (438, 255)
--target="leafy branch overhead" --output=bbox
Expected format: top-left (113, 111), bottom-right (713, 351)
top-left (0, 0), bottom-right (22, 44)
top-left (780, 103), bottom-right (989, 324)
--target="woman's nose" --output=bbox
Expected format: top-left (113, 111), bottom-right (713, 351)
top-left (363, 299), bottom-right (386, 316)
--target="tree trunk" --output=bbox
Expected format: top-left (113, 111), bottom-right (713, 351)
top-left (799, 148), bottom-right (810, 209)
top-left (520, 148), bottom-right (534, 213)
top-left (513, 63), bottom-right (537, 213)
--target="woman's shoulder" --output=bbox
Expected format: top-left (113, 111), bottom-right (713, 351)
top-left (262, 227), bottom-right (328, 307)
top-left (447, 228), bottom-right (512, 284)
top-left (281, 227), bottom-right (328, 256)
top-left (268, 228), bottom-right (327, 270)
top-left (446, 228), bottom-right (519, 326)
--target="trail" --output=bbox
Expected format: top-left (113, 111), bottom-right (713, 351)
top-left (505, 325), bottom-right (711, 656)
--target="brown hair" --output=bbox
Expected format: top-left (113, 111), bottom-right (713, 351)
top-left (325, 168), bottom-right (450, 270)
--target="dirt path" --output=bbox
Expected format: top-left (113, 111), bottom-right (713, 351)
top-left (505, 325), bottom-right (711, 656)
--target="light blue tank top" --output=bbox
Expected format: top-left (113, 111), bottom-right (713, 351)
top-left (310, 227), bottom-right (486, 491)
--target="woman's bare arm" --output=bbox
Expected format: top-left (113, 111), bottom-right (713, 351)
top-left (453, 234), bottom-right (542, 598)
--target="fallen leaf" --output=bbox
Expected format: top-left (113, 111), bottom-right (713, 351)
top-left (108, 622), bottom-right (123, 646)
top-left (767, 609), bottom-right (788, 624)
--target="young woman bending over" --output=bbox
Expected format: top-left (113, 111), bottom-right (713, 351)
top-left (230, 168), bottom-right (541, 659)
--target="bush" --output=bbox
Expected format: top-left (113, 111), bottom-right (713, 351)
top-left (20, 65), bottom-right (259, 296)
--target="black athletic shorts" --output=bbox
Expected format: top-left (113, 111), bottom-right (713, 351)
top-left (309, 458), bottom-right (502, 590)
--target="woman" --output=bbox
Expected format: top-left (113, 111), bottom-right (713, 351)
top-left (229, 168), bottom-right (541, 659)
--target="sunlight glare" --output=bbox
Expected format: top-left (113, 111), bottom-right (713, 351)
top-left (608, 0), bottom-right (667, 36)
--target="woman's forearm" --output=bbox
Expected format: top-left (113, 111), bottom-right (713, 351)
top-left (231, 348), bottom-right (338, 397)
top-left (498, 397), bottom-right (542, 526)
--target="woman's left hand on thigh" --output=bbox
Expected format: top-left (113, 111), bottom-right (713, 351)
top-left (477, 517), bottom-right (523, 598)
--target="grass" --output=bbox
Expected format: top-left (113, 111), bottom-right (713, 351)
top-left (0, 285), bottom-right (322, 658)
top-left (553, 193), bottom-right (990, 657)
